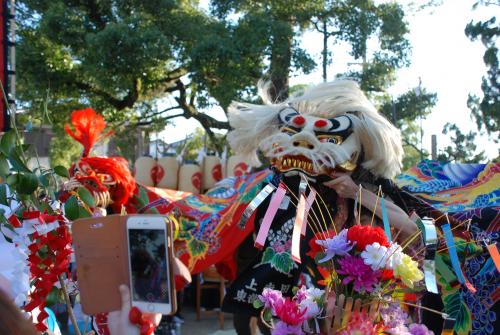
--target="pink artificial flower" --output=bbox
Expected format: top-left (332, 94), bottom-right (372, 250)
top-left (274, 297), bottom-right (308, 326)
top-left (259, 288), bottom-right (284, 312)
top-left (336, 256), bottom-right (380, 293)
top-left (340, 312), bottom-right (379, 335)
top-left (295, 286), bottom-right (308, 303)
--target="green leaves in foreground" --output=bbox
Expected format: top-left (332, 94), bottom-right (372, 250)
top-left (53, 165), bottom-right (70, 179)
top-left (15, 172), bottom-right (39, 194)
top-left (77, 187), bottom-right (95, 208)
top-left (63, 195), bottom-right (92, 221)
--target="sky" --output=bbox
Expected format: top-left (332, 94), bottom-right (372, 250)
top-left (158, 0), bottom-right (499, 161)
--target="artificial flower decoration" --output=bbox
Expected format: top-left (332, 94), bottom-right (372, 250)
top-left (306, 229), bottom-right (336, 259)
top-left (393, 254), bottom-right (424, 288)
top-left (385, 242), bottom-right (404, 269)
top-left (336, 255), bottom-right (380, 293)
top-left (338, 312), bottom-right (380, 335)
top-left (360, 242), bottom-right (389, 270)
top-left (259, 287), bottom-right (284, 312)
top-left (274, 297), bottom-right (308, 326)
top-left (272, 321), bottom-right (304, 335)
top-left (346, 225), bottom-right (389, 251)
top-left (315, 229), bottom-right (353, 263)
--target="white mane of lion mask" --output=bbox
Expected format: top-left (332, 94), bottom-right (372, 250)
top-left (227, 80), bottom-right (403, 179)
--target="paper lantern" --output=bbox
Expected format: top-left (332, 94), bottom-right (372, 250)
top-left (178, 164), bottom-right (202, 194)
top-left (226, 155), bottom-right (249, 177)
top-left (202, 156), bottom-right (222, 191)
top-left (134, 156), bottom-right (156, 187)
top-left (156, 157), bottom-right (179, 189)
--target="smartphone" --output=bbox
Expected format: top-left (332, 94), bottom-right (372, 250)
top-left (126, 216), bottom-right (173, 314)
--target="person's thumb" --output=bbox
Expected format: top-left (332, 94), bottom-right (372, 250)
top-left (119, 284), bottom-right (131, 313)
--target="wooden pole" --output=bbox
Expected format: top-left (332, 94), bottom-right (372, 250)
top-left (58, 275), bottom-right (82, 335)
top-left (431, 134), bottom-right (437, 160)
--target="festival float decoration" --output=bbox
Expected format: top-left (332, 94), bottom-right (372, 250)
top-left (250, 196), bottom-right (440, 334)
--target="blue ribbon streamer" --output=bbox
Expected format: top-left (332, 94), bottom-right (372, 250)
top-left (442, 223), bottom-right (466, 284)
top-left (381, 197), bottom-right (392, 242)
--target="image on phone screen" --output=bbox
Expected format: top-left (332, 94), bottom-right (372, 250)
top-left (128, 228), bottom-right (169, 304)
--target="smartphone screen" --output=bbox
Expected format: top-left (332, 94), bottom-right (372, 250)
top-left (128, 228), bottom-right (170, 304)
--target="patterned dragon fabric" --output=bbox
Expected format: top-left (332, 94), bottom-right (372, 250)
top-left (124, 169), bottom-right (273, 281)
top-left (396, 160), bottom-right (500, 335)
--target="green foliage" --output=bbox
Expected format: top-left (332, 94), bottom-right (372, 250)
top-left (437, 123), bottom-right (487, 163)
top-left (311, 0), bottom-right (436, 168)
top-left (16, 0), bottom-right (438, 170)
top-left (378, 88), bottom-right (437, 169)
top-left (465, 14), bottom-right (500, 137)
top-left (0, 125), bottom-right (93, 222)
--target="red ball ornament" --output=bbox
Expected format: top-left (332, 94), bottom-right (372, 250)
top-left (292, 115), bottom-right (306, 126)
top-left (140, 322), bottom-right (155, 335)
top-left (129, 306), bottom-right (142, 324)
top-left (314, 119), bottom-right (328, 128)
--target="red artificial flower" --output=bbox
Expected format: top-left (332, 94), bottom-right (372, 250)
top-left (381, 269), bottom-right (394, 281)
top-left (317, 266), bottom-right (333, 287)
top-left (347, 225), bottom-right (389, 251)
top-left (274, 297), bottom-right (308, 326)
top-left (306, 229), bottom-right (336, 259)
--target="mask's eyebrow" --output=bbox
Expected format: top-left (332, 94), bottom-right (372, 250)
top-left (322, 115), bottom-right (352, 132)
top-left (278, 106), bottom-right (300, 123)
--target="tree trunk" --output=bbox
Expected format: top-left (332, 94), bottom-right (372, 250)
top-left (268, 20), bottom-right (293, 103)
top-left (322, 18), bottom-right (328, 82)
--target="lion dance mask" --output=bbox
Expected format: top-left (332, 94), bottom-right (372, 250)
top-left (63, 108), bottom-right (136, 212)
top-left (228, 80), bottom-right (403, 180)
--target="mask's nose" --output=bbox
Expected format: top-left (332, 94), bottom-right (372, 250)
top-left (292, 139), bottom-right (316, 150)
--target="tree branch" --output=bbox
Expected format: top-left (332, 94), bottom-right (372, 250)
top-left (173, 80), bottom-right (230, 130)
top-left (83, 0), bottom-right (107, 30)
top-left (136, 113), bottom-right (185, 126)
top-left (161, 67), bottom-right (188, 83)
top-left (402, 138), bottom-right (427, 156)
top-left (75, 78), bottom-right (140, 110)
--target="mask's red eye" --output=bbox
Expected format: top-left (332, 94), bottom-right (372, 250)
top-left (292, 116), bottom-right (306, 127)
top-left (314, 119), bottom-right (328, 128)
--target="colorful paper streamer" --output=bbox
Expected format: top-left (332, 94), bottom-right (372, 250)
top-left (442, 223), bottom-right (476, 293)
top-left (238, 183), bottom-right (276, 229)
top-left (254, 183), bottom-right (286, 249)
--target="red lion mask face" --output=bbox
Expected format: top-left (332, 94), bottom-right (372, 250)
top-left (68, 157), bottom-right (136, 209)
top-left (64, 108), bottom-right (136, 210)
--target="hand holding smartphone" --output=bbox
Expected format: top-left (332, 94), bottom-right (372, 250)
top-left (72, 215), bottom-right (176, 315)
top-left (127, 216), bottom-right (173, 314)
